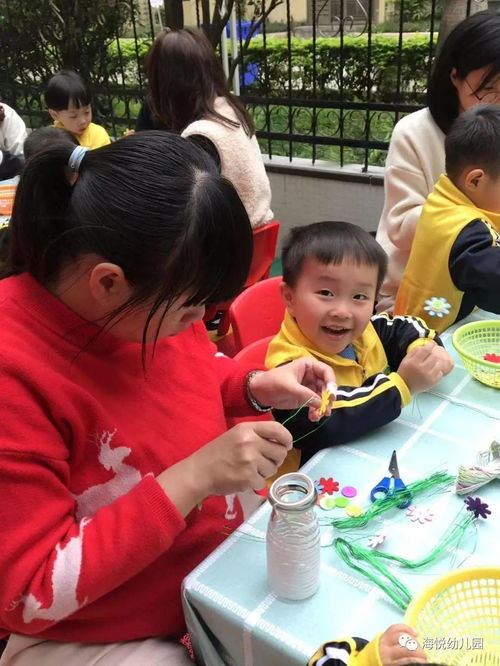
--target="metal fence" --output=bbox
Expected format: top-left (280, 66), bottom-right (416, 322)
top-left (0, 0), bottom-right (484, 171)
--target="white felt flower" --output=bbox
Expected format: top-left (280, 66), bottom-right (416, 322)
top-left (423, 297), bottom-right (451, 318)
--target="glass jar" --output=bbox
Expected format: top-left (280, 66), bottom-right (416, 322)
top-left (266, 472), bottom-right (321, 600)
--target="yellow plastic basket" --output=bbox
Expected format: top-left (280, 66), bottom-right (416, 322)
top-left (452, 321), bottom-right (500, 389)
top-left (404, 567), bottom-right (500, 665)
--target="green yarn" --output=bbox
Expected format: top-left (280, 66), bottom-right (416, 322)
top-left (333, 508), bottom-right (475, 610)
top-left (323, 472), bottom-right (454, 530)
top-left (335, 538), bottom-right (413, 610)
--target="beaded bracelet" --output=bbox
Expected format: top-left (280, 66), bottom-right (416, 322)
top-left (245, 371), bottom-right (272, 413)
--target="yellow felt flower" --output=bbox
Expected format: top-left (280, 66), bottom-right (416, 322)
top-left (318, 382), bottom-right (337, 416)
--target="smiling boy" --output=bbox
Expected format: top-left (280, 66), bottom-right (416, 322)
top-left (266, 221), bottom-right (453, 462)
top-left (45, 71), bottom-right (110, 149)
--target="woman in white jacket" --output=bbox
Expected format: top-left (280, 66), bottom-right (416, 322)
top-left (0, 102), bottom-right (27, 179)
top-left (376, 11), bottom-right (500, 312)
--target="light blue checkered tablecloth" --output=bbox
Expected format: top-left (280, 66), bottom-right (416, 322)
top-left (183, 311), bottom-right (500, 666)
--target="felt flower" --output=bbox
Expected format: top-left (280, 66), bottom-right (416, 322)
top-left (484, 353), bottom-right (500, 364)
top-left (406, 505), bottom-right (434, 524)
top-left (318, 385), bottom-right (336, 416)
top-left (314, 480), bottom-right (324, 494)
top-left (367, 532), bottom-right (387, 549)
top-left (319, 477), bottom-right (340, 495)
top-left (423, 297), bottom-right (451, 318)
top-left (465, 496), bottom-right (491, 519)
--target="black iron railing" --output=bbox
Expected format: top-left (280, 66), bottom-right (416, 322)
top-left (0, 0), bottom-right (481, 170)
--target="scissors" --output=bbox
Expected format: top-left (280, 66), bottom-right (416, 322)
top-left (370, 450), bottom-right (411, 508)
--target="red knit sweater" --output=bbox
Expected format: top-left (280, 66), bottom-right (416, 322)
top-left (0, 273), bottom-right (260, 642)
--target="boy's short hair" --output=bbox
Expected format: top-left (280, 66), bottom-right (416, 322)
top-left (445, 104), bottom-right (500, 181)
top-left (45, 70), bottom-right (91, 111)
top-left (282, 221), bottom-right (388, 292)
top-left (24, 127), bottom-right (78, 160)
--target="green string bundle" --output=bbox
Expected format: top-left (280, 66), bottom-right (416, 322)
top-left (330, 490), bottom-right (494, 611)
top-left (320, 471), bottom-right (454, 530)
top-left (333, 510), bottom-right (477, 610)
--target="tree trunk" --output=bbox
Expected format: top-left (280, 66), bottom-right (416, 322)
top-left (164, 0), bottom-right (184, 29)
top-left (438, 0), bottom-right (489, 49)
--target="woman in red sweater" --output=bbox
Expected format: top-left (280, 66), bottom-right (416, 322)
top-left (0, 132), bottom-right (334, 665)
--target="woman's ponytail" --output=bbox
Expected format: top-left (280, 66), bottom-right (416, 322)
top-left (4, 144), bottom-right (76, 281)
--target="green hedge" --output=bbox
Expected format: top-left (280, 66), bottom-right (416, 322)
top-left (106, 34), bottom-right (434, 104)
top-left (240, 35), bottom-right (433, 103)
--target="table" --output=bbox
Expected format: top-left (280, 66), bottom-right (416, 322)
top-left (0, 177), bottom-right (18, 227)
top-left (183, 311), bottom-right (500, 666)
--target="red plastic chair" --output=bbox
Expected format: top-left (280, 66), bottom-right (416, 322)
top-left (233, 335), bottom-right (274, 365)
top-left (228, 276), bottom-right (285, 352)
top-left (204, 220), bottom-right (280, 336)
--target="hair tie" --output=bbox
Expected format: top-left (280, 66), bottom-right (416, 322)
top-left (68, 145), bottom-right (90, 173)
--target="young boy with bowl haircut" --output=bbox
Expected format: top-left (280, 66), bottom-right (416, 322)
top-left (45, 70), bottom-right (110, 149)
top-left (266, 221), bottom-right (453, 462)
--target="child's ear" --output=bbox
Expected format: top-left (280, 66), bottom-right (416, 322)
top-left (48, 109), bottom-right (59, 123)
top-left (281, 281), bottom-right (295, 315)
top-left (464, 167), bottom-right (485, 191)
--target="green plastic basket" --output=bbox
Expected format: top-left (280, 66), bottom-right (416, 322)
top-left (452, 321), bottom-right (500, 389)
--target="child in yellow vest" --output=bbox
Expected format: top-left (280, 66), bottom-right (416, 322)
top-left (45, 70), bottom-right (111, 149)
top-left (394, 104), bottom-right (500, 332)
top-left (266, 222), bottom-right (453, 464)
top-left (309, 623), bottom-right (432, 665)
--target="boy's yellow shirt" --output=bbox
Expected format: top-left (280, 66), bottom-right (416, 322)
top-left (54, 121), bottom-right (111, 149)
top-left (266, 310), bottom-right (413, 404)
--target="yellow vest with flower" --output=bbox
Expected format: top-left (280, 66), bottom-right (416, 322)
top-left (394, 174), bottom-right (500, 333)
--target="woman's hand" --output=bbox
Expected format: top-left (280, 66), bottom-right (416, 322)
top-left (156, 422), bottom-right (293, 513)
top-left (248, 358), bottom-right (336, 421)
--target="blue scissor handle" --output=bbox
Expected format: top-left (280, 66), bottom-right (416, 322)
top-left (370, 476), bottom-right (391, 502)
top-left (370, 476), bottom-right (411, 508)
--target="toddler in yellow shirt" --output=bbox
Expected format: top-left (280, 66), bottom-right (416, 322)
top-left (45, 70), bottom-right (111, 149)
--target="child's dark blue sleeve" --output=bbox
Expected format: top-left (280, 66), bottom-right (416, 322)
top-left (449, 218), bottom-right (500, 315)
top-left (273, 371), bottom-right (409, 463)
top-left (370, 313), bottom-right (442, 371)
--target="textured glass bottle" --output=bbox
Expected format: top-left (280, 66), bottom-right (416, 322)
top-left (266, 472), bottom-right (321, 600)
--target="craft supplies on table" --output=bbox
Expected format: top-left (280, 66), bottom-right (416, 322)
top-left (404, 567), bottom-right (500, 665)
top-left (267, 473), bottom-right (320, 601)
top-left (369, 449), bottom-right (411, 508)
top-left (452, 320), bottom-right (500, 388)
top-left (182, 311), bottom-right (500, 666)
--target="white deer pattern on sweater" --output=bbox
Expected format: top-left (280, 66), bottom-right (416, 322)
top-left (18, 429), bottom-right (237, 624)
top-left (73, 429), bottom-right (142, 520)
top-left (21, 517), bottom-right (91, 623)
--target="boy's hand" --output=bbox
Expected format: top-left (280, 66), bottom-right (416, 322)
top-left (397, 344), bottom-right (446, 394)
top-left (248, 358), bottom-right (336, 421)
top-left (427, 343), bottom-right (454, 376)
top-left (379, 623), bottom-right (427, 665)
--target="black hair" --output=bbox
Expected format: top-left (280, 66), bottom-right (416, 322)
top-left (45, 70), bottom-right (92, 111)
top-left (146, 27), bottom-right (254, 135)
top-left (282, 221), bottom-right (387, 293)
top-left (445, 104), bottom-right (500, 181)
top-left (428, 11), bottom-right (500, 134)
top-left (24, 126), bottom-right (78, 160)
top-left (5, 131), bottom-right (253, 351)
